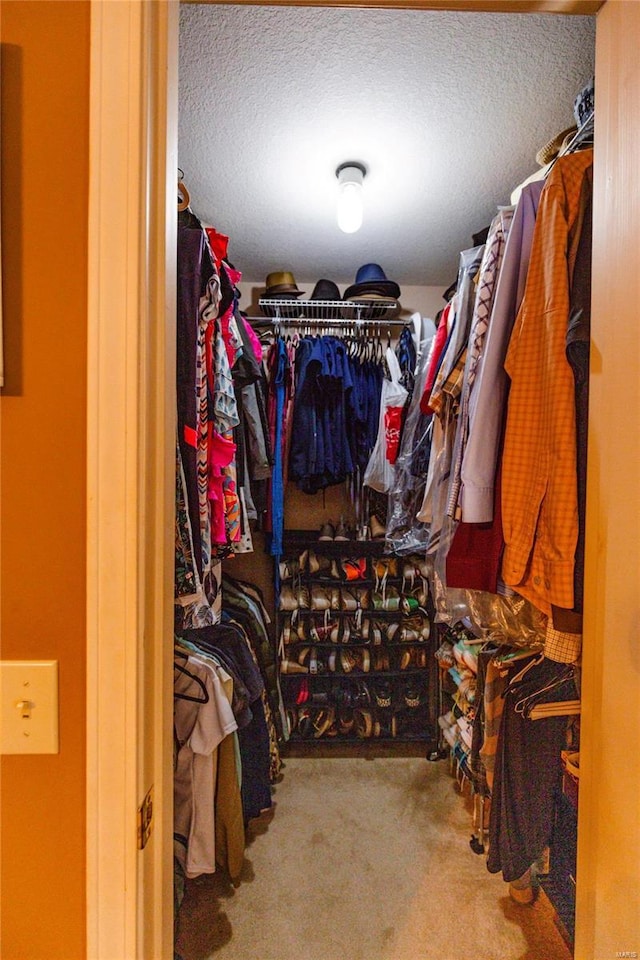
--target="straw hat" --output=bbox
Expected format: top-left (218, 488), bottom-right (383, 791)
top-left (535, 125), bottom-right (577, 166)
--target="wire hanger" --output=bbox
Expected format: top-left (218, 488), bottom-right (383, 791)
top-left (174, 659), bottom-right (209, 703)
top-left (513, 664), bottom-right (577, 716)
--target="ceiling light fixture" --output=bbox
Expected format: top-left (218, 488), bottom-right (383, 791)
top-left (336, 162), bottom-right (366, 234)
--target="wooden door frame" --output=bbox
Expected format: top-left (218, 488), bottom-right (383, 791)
top-left (87, 2), bottom-right (629, 959)
top-left (87, 2), bottom-right (178, 957)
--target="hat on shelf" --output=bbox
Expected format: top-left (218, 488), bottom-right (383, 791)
top-left (349, 293), bottom-right (398, 304)
top-left (310, 279), bottom-right (341, 301)
top-left (574, 77), bottom-right (594, 130)
top-left (343, 263), bottom-right (401, 301)
top-left (535, 125), bottom-right (577, 167)
top-left (262, 270), bottom-right (305, 298)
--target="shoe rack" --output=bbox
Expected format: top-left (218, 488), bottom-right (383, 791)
top-left (277, 530), bottom-right (438, 745)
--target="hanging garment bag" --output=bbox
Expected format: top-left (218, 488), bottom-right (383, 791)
top-left (363, 347), bottom-right (408, 493)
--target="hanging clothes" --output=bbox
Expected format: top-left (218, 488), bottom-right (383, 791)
top-left (175, 203), bottom-right (273, 630)
top-left (500, 150), bottom-right (593, 616)
top-left (458, 180), bottom-right (545, 524)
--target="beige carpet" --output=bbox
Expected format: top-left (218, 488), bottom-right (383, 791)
top-left (176, 756), bottom-right (573, 960)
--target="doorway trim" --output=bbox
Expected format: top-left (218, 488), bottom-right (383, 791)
top-left (87, 2), bottom-right (178, 957)
top-left (86, 2), bottom-right (618, 958)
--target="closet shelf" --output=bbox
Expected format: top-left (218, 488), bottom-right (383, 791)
top-left (281, 536), bottom-right (392, 556)
top-left (253, 297), bottom-right (402, 323)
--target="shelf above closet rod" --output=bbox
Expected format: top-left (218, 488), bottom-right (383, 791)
top-left (255, 297), bottom-right (401, 323)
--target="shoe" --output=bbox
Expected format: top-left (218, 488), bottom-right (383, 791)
top-left (386, 621), bottom-right (400, 642)
top-left (353, 680), bottom-right (371, 707)
top-left (308, 550), bottom-right (332, 575)
top-left (297, 707), bottom-right (314, 739)
top-left (401, 613), bottom-right (431, 641)
top-left (279, 558), bottom-right (300, 580)
top-left (297, 646), bottom-right (311, 667)
top-left (280, 617), bottom-right (292, 646)
top-left (372, 650), bottom-right (390, 672)
top-left (318, 522), bottom-right (335, 541)
top-left (341, 557), bottom-right (367, 581)
top-left (295, 678), bottom-right (310, 705)
top-left (311, 586), bottom-right (331, 611)
top-left (414, 648), bottom-right (428, 669)
top-left (309, 647), bottom-right (320, 674)
top-left (374, 714), bottom-right (394, 738)
top-left (338, 708), bottom-right (355, 734)
top-left (281, 659), bottom-right (308, 674)
top-left (313, 707), bottom-right (336, 738)
top-left (373, 558), bottom-right (397, 590)
top-left (403, 683), bottom-right (422, 708)
top-left (286, 708), bottom-right (297, 734)
top-left (334, 518), bottom-right (351, 541)
top-left (278, 585), bottom-right (298, 611)
top-left (399, 649), bottom-right (413, 670)
top-left (310, 617), bottom-right (338, 642)
top-left (372, 586), bottom-right (400, 611)
top-left (333, 683), bottom-right (354, 709)
top-left (340, 648), bottom-right (370, 674)
top-left (341, 587), bottom-right (369, 611)
top-left (354, 707), bottom-right (374, 738)
top-left (294, 586), bottom-right (310, 608)
top-left (374, 679), bottom-right (393, 709)
top-left (369, 515), bottom-right (386, 540)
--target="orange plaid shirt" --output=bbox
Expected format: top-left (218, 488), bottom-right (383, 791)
top-left (501, 149), bottom-right (593, 616)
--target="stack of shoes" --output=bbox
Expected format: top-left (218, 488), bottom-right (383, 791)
top-left (438, 710), bottom-right (458, 748)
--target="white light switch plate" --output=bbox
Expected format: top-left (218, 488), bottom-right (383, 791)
top-left (1, 660), bottom-right (59, 754)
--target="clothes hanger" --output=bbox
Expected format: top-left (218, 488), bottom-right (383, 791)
top-left (513, 665), bottom-right (577, 716)
top-left (492, 644), bottom-right (542, 666)
top-left (177, 169), bottom-right (191, 212)
top-left (174, 659), bottom-right (210, 703)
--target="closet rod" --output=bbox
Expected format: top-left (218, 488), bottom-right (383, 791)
top-left (246, 316), bottom-right (411, 329)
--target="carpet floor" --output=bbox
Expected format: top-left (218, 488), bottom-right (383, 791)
top-left (176, 755), bottom-right (573, 960)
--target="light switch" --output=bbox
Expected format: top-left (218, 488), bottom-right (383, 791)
top-left (1, 660), bottom-right (59, 754)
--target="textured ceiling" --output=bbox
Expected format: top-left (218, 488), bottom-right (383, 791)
top-left (179, 5), bottom-right (595, 286)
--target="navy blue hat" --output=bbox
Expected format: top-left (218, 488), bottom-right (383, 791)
top-left (343, 263), bottom-right (400, 301)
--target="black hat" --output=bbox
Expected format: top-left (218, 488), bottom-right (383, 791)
top-left (310, 279), bottom-right (341, 301)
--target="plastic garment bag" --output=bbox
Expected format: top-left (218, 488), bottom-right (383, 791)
top-left (386, 322), bottom-right (437, 554)
top-left (363, 347), bottom-right (408, 494)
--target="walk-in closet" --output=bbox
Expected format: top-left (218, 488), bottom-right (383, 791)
top-left (173, 6), bottom-right (596, 959)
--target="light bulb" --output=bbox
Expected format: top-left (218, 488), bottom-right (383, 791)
top-left (336, 162), bottom-right (366, 234)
